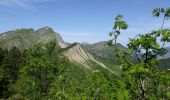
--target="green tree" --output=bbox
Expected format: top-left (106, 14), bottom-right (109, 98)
top-left (13, 41), bottom-right (70, 99)
top-left (3, 47), bottom-right (23, 84)
top-left (108, 7), bottom-right (170, 100)
top-left (0, 47), bottom-right (23, 99)
top-left (0, 48), bottom-right (8, 98)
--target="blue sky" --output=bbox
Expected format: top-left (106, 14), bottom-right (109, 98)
top-left (0, 0), bottom-right (170, 45)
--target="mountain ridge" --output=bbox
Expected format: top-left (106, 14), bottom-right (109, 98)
top-left (0, 27), bottom-right (169, 72)
top-left (0, 27), bottom-right (119, 75)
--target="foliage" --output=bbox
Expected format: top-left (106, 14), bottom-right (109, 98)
top-left (107, 7), bottom-right (170, 100)
top-left (12, 41), bottom-right (71, 99)
top-left (0, 6), bottom-right (170, 100)
top-left (0, 47), bottom-right (23, 99)
top-left (108, 14), bottom-right (128, 45)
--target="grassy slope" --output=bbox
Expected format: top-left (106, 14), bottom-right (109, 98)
top-left (81, 42), bottom-right (125, 75)
top-left (82, 42), bottom-right (126, 59)
top-left (0, 27), bottom-right (58, 50)
top-left (0, 28), bottom-right (121, 76)
top-left (160, 58), bottom-right (170, 69)
top-left (61, 43), bottom-right (119, 75)
top-left (0, 29), bottom-right (34, 49)
top-left (93, 54), bottom-right (122, 75)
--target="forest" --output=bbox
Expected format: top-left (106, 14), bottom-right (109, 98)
top-left (0, 7), bottom-right (170, 100)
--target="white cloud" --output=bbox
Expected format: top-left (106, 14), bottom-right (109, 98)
top-left (0, 0), bottom-right (56, 10)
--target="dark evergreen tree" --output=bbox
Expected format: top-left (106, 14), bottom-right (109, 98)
top-left (0, 47), bottom-right (23, 98)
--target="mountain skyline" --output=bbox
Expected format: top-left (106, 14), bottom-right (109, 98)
top-left (0, 1), bottom-right (170, 99)
top-left (0, 0), bottom-right (170, 45)
top-left (0, 26), bottom-right (169, 71)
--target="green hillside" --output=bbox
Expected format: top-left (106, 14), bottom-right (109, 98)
top-left (0, 27), bottom-right (59, 50)
top-left (0, 27), bottom-right (120, 75)
top-left (82, 41), bottom-right (126, 59)
top-left (0, 3), bottom-right (170, 99)
top-left (0, 26), bottom-right (169, 99)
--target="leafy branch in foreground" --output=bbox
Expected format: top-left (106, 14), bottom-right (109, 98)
top-left (108, 14), bottom-right (128, 46)
top-left (108, 7), bottom-right (170, 100)
top-left (153, 7), bottom-right (170, 29)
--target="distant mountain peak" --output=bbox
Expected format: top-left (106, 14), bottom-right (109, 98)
top-left (0, 27), bottom-right (58, 49)
top-left (40, 26), bottom-right (53, 30)
top-left (3, 28), bottom-right (34, 35)
top-left (61, 41), bottom-right (116, 74)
